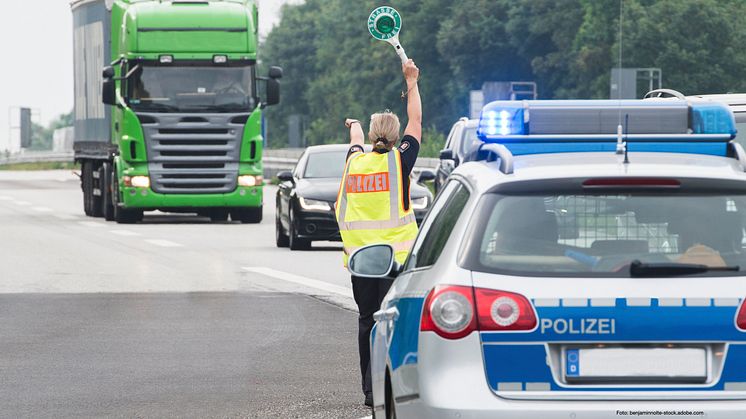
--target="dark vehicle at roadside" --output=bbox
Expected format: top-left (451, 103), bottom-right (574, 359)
top-left (275, 144), bottom-right (434, 250)
top-left (435, 118), bottom-right (479, 194)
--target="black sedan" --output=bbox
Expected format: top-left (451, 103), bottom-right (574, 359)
top-left (275, 144), bottom-right (434, 250)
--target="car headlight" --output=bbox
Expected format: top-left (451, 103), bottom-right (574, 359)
top-left (411, 196), bottom-right (428, 210)
top-left (123, 175), bottom-right (150, 188)
top-left (238, 175), bottom-right (263, 187)
top-left (298, 197), bottom-right (332, 211)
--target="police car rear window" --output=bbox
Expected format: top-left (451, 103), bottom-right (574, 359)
top-left (462, 193), bottom-right (746, 277)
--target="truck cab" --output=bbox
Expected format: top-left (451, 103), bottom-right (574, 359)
top-left (72, 0), bottom-right (280, 223)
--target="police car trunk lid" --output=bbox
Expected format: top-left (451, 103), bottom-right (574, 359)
top-left (472, 272), bottom-right (746, 400)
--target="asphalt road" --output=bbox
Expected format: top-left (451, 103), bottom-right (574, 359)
top-left (0, 171), bottom-right (370, 419)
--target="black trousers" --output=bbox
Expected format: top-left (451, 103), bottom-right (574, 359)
top-left (351, 275), bottom-right (394, 396)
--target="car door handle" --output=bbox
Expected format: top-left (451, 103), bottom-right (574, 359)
top-left (374, 307), bottom-right (399, 322)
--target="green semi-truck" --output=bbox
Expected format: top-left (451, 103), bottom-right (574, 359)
top-left (71, 0), bottom-right (281, 223)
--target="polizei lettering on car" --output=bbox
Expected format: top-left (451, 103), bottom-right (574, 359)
top-left (540, 317), bottom-right (616, 335)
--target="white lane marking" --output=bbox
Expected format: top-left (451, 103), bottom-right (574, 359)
top-left (32, 206), bottom-right (53, 212)
top-left (14, 201), bottom-right (31, 206)
top-left (78, 221), bottom-right (106, 228)
top-left (0, 196), bottom-right (15, 201)
top-left (53, 214), bottom-right (78, 220)
top-left (242, 267), bottom-right (352, 297)
top-left (110, 229), bottom-right (140, 237)
top-left (145, 239), bottom-right (183, 248)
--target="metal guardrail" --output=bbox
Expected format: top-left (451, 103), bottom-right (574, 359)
top-left (0, 151), bottom-right (74, 165)
top-left (0, 149), bottom-right (439, 178)
top-left (262, 149), bottom-right (438, 179)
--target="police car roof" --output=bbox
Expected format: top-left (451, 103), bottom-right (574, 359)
top-left (454, 151), bottom-right (746, 194)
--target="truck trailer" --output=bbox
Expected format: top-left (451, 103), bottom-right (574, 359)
top-left (71, 0), bottom-right (281, 223)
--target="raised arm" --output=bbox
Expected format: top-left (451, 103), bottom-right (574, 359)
top-left (402, 60), bottom-right (421, 143)
top-left (345, 118), bottom-right (365, 147)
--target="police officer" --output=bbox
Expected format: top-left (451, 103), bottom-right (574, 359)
top-left (336, 59), bottom-right (421, 407)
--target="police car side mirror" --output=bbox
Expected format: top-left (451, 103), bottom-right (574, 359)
top-left (348, 244), bottom-right (400, 279)
top-left (439, 149), bottom-right (454, 160)
top-left (439, 149), bottom-right (459, 166)
top-left (417, 169), bottom-right (435, 183)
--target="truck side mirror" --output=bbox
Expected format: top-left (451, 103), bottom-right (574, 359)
top-left (102, 66), bottom-right (115, 79)
top-left (266, 78), bottom-right (280, 107)
top-left (269, 66), bottom-right (283, 79)
top-left (102, 79), bottom-right (116, 106)
top-left (102, 66), bottom-right (116, 106)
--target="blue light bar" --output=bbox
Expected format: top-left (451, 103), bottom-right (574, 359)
top-left (475, 99), bottom-right (737, 157)
top-left (477, 102), bottom-right (525, 137)
top-left (691, 102), bottom-right (737, 136)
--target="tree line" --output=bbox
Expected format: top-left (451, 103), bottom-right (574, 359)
top-left (261, 0), bottom-right (746, 153)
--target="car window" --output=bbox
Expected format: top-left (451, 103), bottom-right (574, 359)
top-left (293, 152), bottom-right (307, 178)
top-left (444, 124), bottom-right (460, 150)
top-left (303, 151), bottom-right (347, 178)
top-left (462, 192), bottom-right (746, 277)
top-left (405, 181), bottom-right (470, 270)
top-left (458, 127), bottom-right (478, 159)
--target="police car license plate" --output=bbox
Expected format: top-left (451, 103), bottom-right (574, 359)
top-left (565, 347), bottom-right (707, 382)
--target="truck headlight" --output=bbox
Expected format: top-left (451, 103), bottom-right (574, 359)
top-left (238, 175), bottom-right (263, 187)
top-left (124, 175), bottom-right (150, 188)
top-left (411, 196), bottom-right (428, 210)
top-left (299, 197), bottom-right (332, 211)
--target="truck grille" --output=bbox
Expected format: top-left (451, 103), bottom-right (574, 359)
top-left (138, 113), bottom-right (248, 194)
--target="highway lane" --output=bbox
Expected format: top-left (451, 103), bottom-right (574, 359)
top-left (0, 170), bottom-right (370, 418)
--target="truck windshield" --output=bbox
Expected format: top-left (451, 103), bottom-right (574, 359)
top-left (126, 64), bottom-right (255, 113)
top-left (463, 192), bottom-right (746, 277)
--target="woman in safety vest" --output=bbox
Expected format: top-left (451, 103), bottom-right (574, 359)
top-left (336, 59), bottom-right (421, 407)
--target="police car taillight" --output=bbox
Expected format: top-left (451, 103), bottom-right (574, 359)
top-left (474, 289), bottom-right (537, 331)
top-left (737, 300), bottom-right (746, 331)
top-left (421, 285), bottom-right (477, 339)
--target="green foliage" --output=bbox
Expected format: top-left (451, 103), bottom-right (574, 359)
top-left (28, 110), bottom-right (74, 151)
top-left (419, 125), bottom-right (446, 158)
top-left (261, 0), bottom-right (746, 146)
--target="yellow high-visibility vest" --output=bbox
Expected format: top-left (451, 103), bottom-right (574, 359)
top-left (336, 149), bottom-right (418, 266)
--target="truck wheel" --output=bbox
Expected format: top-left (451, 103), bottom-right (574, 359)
top-left (90, 163), bottom-right (103, 218)
top-left (112, 171), bottom-right (143, 224)
top-left (209, 209), bottom-right (229, 222)
top-left (101, 162), bottom-right (115, 221)
top-left (275, 209), bottom-right (289, 247)
top-left (82, 161), bottom-right (93, 216)
top-left (231, 207), bottom-right (262, 224)
top-left (288, 210), bottom-right (310, 250)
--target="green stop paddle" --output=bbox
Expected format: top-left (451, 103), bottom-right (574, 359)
top-left (368, 6), bottom-right (408, 64)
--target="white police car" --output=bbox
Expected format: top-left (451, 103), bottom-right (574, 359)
top-left (348, 99), bottom-right (746, 418)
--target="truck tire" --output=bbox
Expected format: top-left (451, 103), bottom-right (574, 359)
top-left (231, 207), bottom-right (262, 224)
top-left (82, 161), bottom-right (93, 216)
top-left (90, 162), bottom-right (103, 218)
top-left (101, 162), bottom-right (115, 221)
top-left (112, 171), bottom-right (143, 224)
top-left (208, 209), bottom-right (229, 222)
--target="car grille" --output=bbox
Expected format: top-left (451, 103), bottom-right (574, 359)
top-left (138, 113), bottom-right (248, 194)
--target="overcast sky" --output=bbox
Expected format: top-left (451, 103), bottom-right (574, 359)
top-left (0, 0), bottom-right (300, 151)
